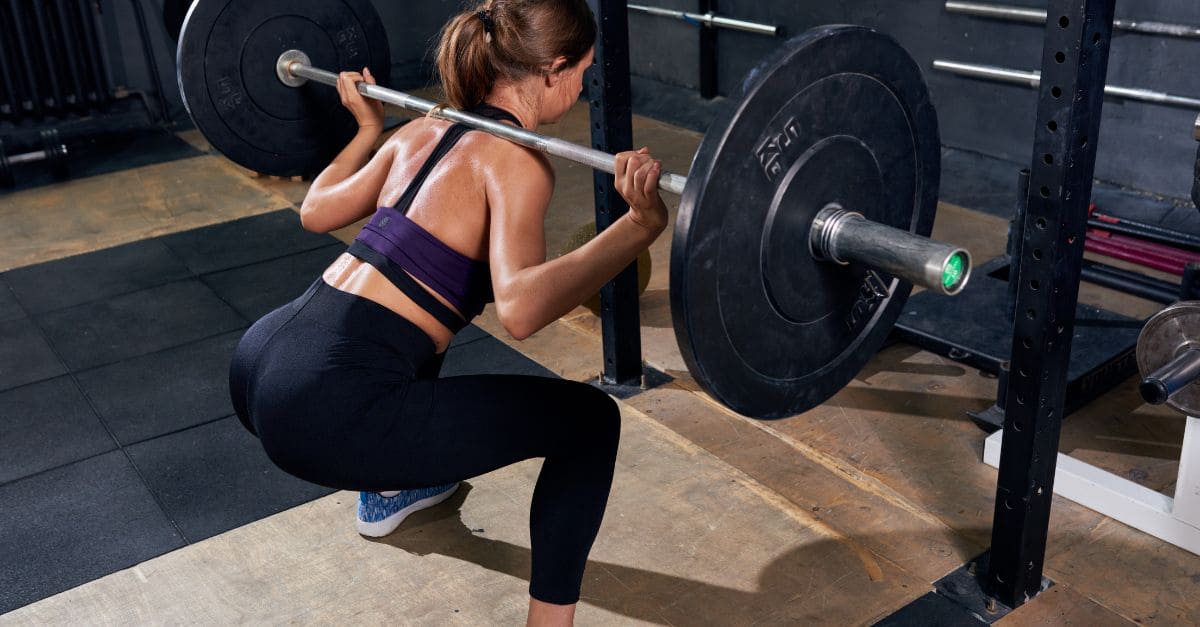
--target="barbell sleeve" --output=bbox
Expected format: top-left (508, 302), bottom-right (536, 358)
top-left (279, 50), bottom-right (689, 195)
top-left (810, 206), bottom-right (972, 296)
top-left (1140, 347), bottom-right (1200, 405)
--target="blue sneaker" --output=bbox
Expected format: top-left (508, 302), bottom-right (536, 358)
top-left (356, 483), bottom-right (459, 537)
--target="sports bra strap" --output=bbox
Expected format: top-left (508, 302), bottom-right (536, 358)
top-left (347, 241), bottom-right (468, 333)
top-left (392, 104), bottom-right (524, 212)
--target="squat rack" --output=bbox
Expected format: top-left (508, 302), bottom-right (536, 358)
top-left (588, 0), bottom-right (1120, 610)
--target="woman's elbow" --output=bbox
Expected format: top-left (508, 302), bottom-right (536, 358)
top-left (494, 297), bottom-right (538, 341)
top-left (298, 201), bottom-right (329, 233)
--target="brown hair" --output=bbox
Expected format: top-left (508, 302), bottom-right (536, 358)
top-left (436, 0), bottom-right (596, 110)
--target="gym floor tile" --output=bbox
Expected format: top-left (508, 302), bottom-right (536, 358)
top-left (0, 376), bottom-right (115, 485)
top-left (0, 277), bottom-right (23, 323)
top-left (2, 239), bottom-right (193, 314)
top-left (35, 279), bottom-right (247, 371)
top-left (201, 244), bottom-right (346, 320)
top-left (441, 335), bottom-right (558, 378)
top-left (160, 209), bottom-right (338, 275)
top-left (0, 316), bottom-right (66, 392)
top-left (0, 451), bottom-right (184, 615)
top-left (874, 592), bottom-right (988, 626)
top-left (125, 417), bottom-right (334, 543)
top-left (74, 331), bottom-right (245, 446)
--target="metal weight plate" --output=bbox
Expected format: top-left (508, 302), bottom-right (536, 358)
top-left (177, 0), bottom-right (390, 176)
top-left (671, 25), bottom-right (941, 419)
top-left (1137, 301), bottom-right (1200, 416)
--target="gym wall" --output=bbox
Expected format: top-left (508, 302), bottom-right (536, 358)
top-left (108, 1), bottom-right (1196, 201)
top-left (626, 0), bottom-right (1200, 200)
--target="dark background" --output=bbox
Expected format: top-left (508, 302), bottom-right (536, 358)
top-left (108, 0), bottom-right (1199, 200)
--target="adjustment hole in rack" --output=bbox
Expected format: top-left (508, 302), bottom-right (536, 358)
top-left (1058, 16), bottom-right (1070, 28)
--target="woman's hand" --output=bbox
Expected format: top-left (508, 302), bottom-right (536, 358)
top-left (614, 147), bottom-right (669, 233)
top-left (336, 67), bottom-right (385, 131)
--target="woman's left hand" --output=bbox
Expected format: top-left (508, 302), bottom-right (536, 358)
top-left (337, 67), bottom-right (385, 130)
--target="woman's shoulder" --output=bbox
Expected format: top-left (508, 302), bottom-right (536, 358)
top-left (470, 132), bottom-right (555, 185)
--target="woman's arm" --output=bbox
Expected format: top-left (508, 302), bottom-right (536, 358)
top-left (299, 68), bottom-right (396, 233)
top-left (488, 146), bottom-right (668, 340)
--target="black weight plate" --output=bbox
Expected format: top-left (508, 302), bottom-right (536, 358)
top-left (671, 25), bottom-right (941, 419)
top-left (177, 0), bottom-right (390, 176)
top-left (164, 0), bottom-right (190, 40)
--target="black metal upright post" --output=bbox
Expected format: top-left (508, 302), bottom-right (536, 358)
top-left (588, 0), bottom-right (644, 387)
top-left (699, 0), bottom-right (719, 99)
top-left (988, 0), bottom-right (1116, 608)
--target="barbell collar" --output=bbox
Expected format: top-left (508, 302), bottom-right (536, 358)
top-left (279, 50), bottom-right (689, 195)
top-left (810, 205), bottom-right (972, 296)
top-left (1140, 346), bottom-right (1200, 405)
top-left (1194, 113), bottom-right (1200, 141)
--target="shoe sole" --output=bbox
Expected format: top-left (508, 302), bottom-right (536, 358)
top-left (356, 484), bottom-right (460, 538)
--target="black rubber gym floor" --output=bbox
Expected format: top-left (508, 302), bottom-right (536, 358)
top-left (5, 128), bottom-right (204, 194)
top-left (0, 209), bottom-right (556, 614)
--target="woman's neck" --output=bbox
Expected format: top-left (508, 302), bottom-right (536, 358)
top-left (484, 84), bottom-right (541, 131)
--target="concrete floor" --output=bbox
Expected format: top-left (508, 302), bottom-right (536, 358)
top-left (2, 97), bottom-right (1198, 625)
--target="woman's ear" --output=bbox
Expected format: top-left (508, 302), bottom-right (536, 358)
top-left (548, 55), bottom-right (570, 75)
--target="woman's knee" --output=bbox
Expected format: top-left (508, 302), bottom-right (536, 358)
top-left (575, 384), bottom-right (621, 454)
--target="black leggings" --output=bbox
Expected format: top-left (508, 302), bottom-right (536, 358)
top-left (229, 279), bottom-right (621, 605)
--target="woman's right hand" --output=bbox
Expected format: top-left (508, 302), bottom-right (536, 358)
top-left (615, 148), bottom-right (669, 233)
top-left (336, 67), bottom-right (385, 131)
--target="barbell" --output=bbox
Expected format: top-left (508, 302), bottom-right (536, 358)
top-left (177, 0), bottom-right (973, 419)
top-left (1138, 302), bottom-right (1200, 416)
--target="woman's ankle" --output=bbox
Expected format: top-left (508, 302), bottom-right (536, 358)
top-left (526, 598), bottom-right (576, 627)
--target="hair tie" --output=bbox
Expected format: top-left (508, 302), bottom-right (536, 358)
top-left (475, 9), bottom-right (495, 40)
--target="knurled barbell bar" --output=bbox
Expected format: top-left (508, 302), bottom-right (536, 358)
top-left (177, 0), bottom-right (971, 419)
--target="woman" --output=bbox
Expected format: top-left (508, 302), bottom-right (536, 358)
top-left (228, 1), bottom-right (667, 624)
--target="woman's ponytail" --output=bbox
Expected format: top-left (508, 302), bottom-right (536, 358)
top-left (436, 1), bottom-right (596, 110)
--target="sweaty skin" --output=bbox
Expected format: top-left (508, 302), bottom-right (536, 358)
top-left (303, 52), bottom-right (669, 354)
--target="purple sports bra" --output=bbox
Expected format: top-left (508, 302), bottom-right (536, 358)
top-left (355, 208), bottom-right (492, 318)
top-left (346, 104), bottom-right (522, 332)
